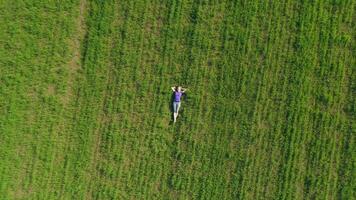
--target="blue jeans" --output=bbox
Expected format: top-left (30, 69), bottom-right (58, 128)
top-left (173, 101), bottom-right (181, 113)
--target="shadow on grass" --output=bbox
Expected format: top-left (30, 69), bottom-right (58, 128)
top-left (168, 92), bottom-right (175, 125)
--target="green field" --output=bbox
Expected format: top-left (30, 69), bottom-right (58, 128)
top-left (0, 0), bottom-right (355, 199)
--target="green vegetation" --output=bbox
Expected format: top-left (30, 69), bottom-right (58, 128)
top-left (0, 0), bottom-right (354, 199)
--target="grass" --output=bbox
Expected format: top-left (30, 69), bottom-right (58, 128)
top-left (0, 0), bottom-right (354, 199)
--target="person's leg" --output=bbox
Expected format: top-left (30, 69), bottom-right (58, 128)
top-left (176, 102), bottom-right (181, 115)
top-left (173, 102), bottom-right (176, 113)
top-left (173, 102), bottom-right (178, 122)
top-left (174, 102), bottom-right (181, 123)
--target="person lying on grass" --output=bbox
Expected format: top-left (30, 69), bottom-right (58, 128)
top-left (171, 86), bottom-right (187, 123)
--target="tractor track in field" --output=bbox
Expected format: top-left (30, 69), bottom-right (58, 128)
top-left (62, 0), bottom-right (88, 105)
top-left (85, 69), bottom-right (115, 200)
top-left (57, 0), bottom-right (88, 196)
top-left (84, 3), bottom-right (117, 198)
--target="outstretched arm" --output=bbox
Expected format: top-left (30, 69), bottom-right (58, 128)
top-left (182, 88), bottom-right (188, 93)
top-left (171, 87), bottom-right (176, 92)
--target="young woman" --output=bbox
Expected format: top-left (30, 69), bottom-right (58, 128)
top-left (171, 86), bottom-right (187, 123)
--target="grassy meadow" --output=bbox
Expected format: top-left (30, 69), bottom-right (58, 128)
top-left (0, 0), bottom-right (354, 199)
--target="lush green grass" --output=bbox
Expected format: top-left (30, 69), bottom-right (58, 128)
top-left (0, 0), bottom-right (354, 199)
